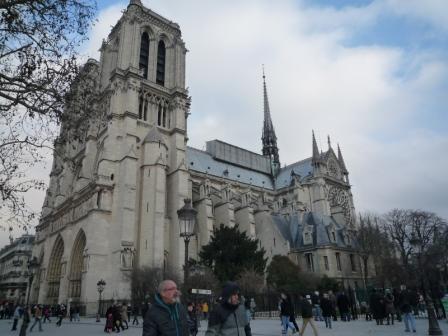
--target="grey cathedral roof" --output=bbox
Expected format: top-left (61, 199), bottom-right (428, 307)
top-left (271, 212), bottom-right (353, 249)
top-left (274, 158), bottom-right (313, 189)
top-left (186, 140), bottom-right (315, 190)
top-left (186, 146), bottom-right (274, 189)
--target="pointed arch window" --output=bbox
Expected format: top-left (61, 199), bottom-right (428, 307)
top-left (157, 104), bottom-right (162, 126)
top-left (139, 32), bottom-right (150, 79)
top-left (138, 96), bottom-right (149, 121)
top-left (156, 40), bottom-right (166, 86)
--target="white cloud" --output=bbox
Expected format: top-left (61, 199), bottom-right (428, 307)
top-left (3, 0), bottom-right (448, 246)
top-left (384, 0), bottom-right (448, 32)
top-left (56, 0), bottom-right (448, 220)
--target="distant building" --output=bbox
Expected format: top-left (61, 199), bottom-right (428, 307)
top-left (31, 0), bottom-right (373, 314)
top-left (0, 234), bottom-right (34, 303)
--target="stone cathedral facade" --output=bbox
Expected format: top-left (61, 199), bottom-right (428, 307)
top-left (31, 0), bottom-right (372, 314)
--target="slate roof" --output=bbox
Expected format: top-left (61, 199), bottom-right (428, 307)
top-left (143, 126), bottom-right (165, 144)
top-left (271, 212), bottom-right (349, 249)
top-left (186, 147), bottom-right (275, 189)
top-left (275, 158), bottom-right (314, 189)
top-left (187, 142), bottom-right (318, 191)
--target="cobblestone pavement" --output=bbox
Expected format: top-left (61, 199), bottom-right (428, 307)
top-left (1, 317), bottom-right (448, 335)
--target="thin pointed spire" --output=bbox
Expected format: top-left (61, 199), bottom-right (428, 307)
top-left (261, 66), bottom-right (280, 169)
top-left (327, 135), bottom-right (332, 149)
top-left (312, 130), bottom-right (321, 166)
top-left (337, 143), bottom-right (348, 173)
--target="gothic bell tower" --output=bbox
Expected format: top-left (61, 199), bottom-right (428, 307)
top-left (97, 0), bottom-right (192, 276)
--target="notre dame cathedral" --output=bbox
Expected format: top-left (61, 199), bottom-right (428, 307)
top-left (31, 0), bottom-right (372, 314)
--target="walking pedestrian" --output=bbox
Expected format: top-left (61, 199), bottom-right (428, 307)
top-left (279, 292), bottom-right (296, 335)
top-left (337, 292), bottom-right (350, 322)
top-left (11, 304), bottom-right (22, 331)
top-left (384, 290), bottom-right (395, 325)
top-left (106, 312), bottom-right (114, 333)
top-left (205, 281), bottom-right (252, 336)
top-left (202, 302), bottom-right (209, 320)
top-left (55, 304), bottom-right (65, 326)
top-left (42, 306), bottom-right (51, 323)
top-left (29, 305), bottom-right (43, 332)
top-left (400, 288), bottom-right (417, 333)
top-left (311, 292), bottom-right (323, 322)
top-left (132, 305), bottom-right (140, 325)
top-left (127, 304), bottom-right (132, 323)
top-left (187, 302), bottom-right (198, 336)
top-left (299, 295), bottom-right (319, 336)
top-left (369, 289), bottom-right (385, 325)
top-left (249, 298), bottom-right (256, 320)
top-left (112, 304), bottom-right (124, 332)
top-left (142, 279), bottom-right (189, 336)
top-left (328, 291), bottom-right (337, 321)
top-left (121, 303), bottom-right (129, 329)
top-left (320, 294), bottom-right (332, 329)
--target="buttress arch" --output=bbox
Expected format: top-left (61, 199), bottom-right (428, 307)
top-left (68, 229), bottom-right (86, 299)
top-left (46, 235), bottom-right (64, 303)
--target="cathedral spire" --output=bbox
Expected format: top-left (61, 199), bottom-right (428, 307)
top-left (312, 130), bottom-right (321, 166)
top-left (261, 66), bottom-right (280, 173)
top-left (327, 135), bottom-right (332, 150)
top-left (337, 143), bottom-right (348, 173)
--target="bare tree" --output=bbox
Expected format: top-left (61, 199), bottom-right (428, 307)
top-left (237, 269), bottom-right (265, 298)
top-left (127, 266), bottom-right (180, 306)
top-left (0, 0), bottom-right (97, 228)
top-left (382, 209), bottom-right (413, 268)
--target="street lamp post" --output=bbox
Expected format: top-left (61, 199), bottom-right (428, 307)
top-left (96, 279), bottom-right (106, 322)
top-left (410, 233), bottom-right (443, 335)
top-left (26, 257), bottom-right (39, 306)
top-left (177, 199), bottom-right (197, 282)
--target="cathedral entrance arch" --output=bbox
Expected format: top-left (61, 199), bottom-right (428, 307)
top-left (68, 230), bottom-right (86, 299)
top-left (46, 236), bottom-right (64, 303)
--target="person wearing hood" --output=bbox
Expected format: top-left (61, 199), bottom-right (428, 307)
top-left (142, 279), bottom-right (189, 336)
top-left (205, 282), bottom-right (252, 336)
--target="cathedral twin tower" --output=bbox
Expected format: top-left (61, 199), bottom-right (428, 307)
top-left (32, 0), bottom-right (364, 314)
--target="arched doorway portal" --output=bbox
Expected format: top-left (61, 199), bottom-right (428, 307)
top-left (46, 236), bottom-right (64, 303)
top-left (69, 230), bottom-right (86, 299)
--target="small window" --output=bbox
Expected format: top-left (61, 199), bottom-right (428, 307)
top-left (157, 104), bottom-right (162, 126)
top-left (139, 32), bottom-right (150, 79)
top-left (331, 231), bottom-right (336, 242)
top-left (324, 256), bottom-right (329, 271)
top-left (138, 97), bottom-right (143, 119)
top-left (350, 254), bottom-right (356, 272)
top-left (305, 253), bottom-right (314, 272)
top-left (336, 252), bottom-right (342, 271)
top-left (156, 40), bottom-right (166, 86)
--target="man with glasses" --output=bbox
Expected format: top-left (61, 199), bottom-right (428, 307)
top-left (143, 279), bottom-right (189, 336)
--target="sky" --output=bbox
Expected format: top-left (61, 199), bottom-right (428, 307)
top-left (2, 0), bottom-right (448, 246)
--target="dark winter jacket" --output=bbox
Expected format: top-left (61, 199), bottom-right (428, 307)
top-left (300, 299), bottom-right (313, 319)
top-left (400, 290), bottom-right (418, 314)
top-left (320, 298), bottom-right (333, 317)
top-left (205, 282), bottom-right (252, 336)
top-left (280, 298), bottom-right (293, 317)
top-left (142, 294), bottom-right (189, 336)
top-left (187, 310), bottom-right (198, 335)
top-left (369, 292), bottom-right (385, 319)
top-left (337, 293), bottom-right (350, 313)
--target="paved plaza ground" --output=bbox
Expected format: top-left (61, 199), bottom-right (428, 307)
top-left (1, 317), bottom-right (448, 336)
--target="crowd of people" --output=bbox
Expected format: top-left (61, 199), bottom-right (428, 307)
top-left (273, 285), bottom-right (447, 335)
top-left (1, 302), bottom-right (81, 334)
top-left (2, 282), bottom-right (446, 336)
